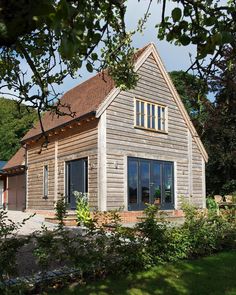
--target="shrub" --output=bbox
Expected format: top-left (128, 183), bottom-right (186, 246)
top-left (206, 196), bottom-right (218, 211)
top-left (182, 201), bottom-right (236, 257)
top-left (0, 210), bottom-right (32, 281)
top-left (74, 191), bottom-right (92, 226)
top-left (55, 196), bottom-right (68, 230)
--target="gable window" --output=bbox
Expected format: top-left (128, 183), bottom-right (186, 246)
top-left (43, 165), bottom-right (48, 199)
top-left (135, 99), bottom-right (167, 132)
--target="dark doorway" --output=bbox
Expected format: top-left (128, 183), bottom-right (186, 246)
top-left (66, 158), bottom-right (88, 209)
top-left (128, 157), bottom-right (174, 210)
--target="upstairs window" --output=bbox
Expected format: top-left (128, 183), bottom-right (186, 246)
top-left (135, 99), bottom-right (167, 132)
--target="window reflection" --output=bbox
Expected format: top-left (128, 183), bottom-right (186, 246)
top-left (163, 163), bottom-right (173, 203)
top-left (128, 160), bottom-right (138, 204)
top-left (140, 161), bottom-right (150, 204)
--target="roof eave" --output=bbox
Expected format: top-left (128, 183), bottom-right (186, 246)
top-left (21, 111), bottom-right (96, 144)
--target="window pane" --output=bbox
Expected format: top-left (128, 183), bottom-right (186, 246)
top-left (152, 105), bottom-right (155, 129)
top-left (44, 165), bottom-right (48, 198)
top-left (141, 102), bottom-right (144, 114)
top-left (158, 106), bottom-right (161, 130)
top-left (147, 104), bottom-right (151, 128)
top-left (140, 102), bottom-right (145, 126)
top-left (128, 160), bottom-right (138, 204)
top-left (153, 162), bottom-right (161, 204)
top-left (162, 107), bottom-right (165, 131)
top-left (136, 100), bottom-right (140, 126)
top-left (140, 161), bottom-right (150, 204)
top-left (163, 163), bottom-right (173, 203)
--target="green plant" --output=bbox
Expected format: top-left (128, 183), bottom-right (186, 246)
top-left (74, 192), bottom-right (92, 226)
top-left (55, 196), bottom-right (68, 230)
top-left (33, 226), bottom-right (60, 273)
top-left (0, 210), bottom-right (32, 281)
top-left (206, 196), bottom-right (218, 211)
top-left (181, 201), bottom-right (236, 257)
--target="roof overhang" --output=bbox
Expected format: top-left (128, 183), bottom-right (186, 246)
top-left (21, 111), bottom-right (96, 145)
top-left (3, 165), bottom-right (25, 176)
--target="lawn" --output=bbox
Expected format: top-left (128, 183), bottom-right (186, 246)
top-left (53, 251), bottom-right (236, 295)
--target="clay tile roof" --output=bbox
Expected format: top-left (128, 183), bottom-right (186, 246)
top-left (21, 43), bottom-right (151, 142)
top-left (3, 147), bottom-right (25, 170)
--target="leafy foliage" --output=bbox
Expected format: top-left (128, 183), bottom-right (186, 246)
top-left (0, 210), bottom-right (32, 280)
top-left (157, 0), bottom-right (236, 78)
top-left (0, 97), bottom-right (37, 160)
top-left (169, 71), bottom-right (210, 136)
top-left (203, 46), bottom-right (236, 195)
top-left (74, 192), bottom-right (92, 226)
top-left (0, 0), bottom-right (138, 120)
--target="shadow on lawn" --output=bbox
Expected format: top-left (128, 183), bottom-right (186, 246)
top-left (62, 251), bottom-right (236, 295)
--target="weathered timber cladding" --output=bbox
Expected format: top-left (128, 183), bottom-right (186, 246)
top-left (27, 120), bottom-right (98, 210)
top-left (105, 54), bottom-right (204, 210)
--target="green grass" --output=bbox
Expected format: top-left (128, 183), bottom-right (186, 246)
top-left (53, 251), bottom-right (236, 295)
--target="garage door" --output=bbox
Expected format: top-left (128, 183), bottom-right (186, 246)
top-left (8, 174), bottom-right (26, 211)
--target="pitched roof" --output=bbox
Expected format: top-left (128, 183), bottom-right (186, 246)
top-left (22, 45), bottom-right (149, 142)
top-left (22, 71), bottom-right (115, 142)
top-left (3, 147), bottom-right (25, 170)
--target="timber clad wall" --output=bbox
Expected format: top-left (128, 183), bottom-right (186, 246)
top-left (27, 120), bottom-right (98, 210)
top-left (26, 48), bottom-right (206, 213)
top-left (105, 54), bottom-right (204, 210)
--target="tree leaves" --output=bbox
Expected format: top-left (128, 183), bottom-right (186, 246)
top-left (172, 8), bottom-right (182, 22)
top-left (0, 98), bottom-right (37, 160)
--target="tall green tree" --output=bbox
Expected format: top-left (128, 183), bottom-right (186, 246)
top-left (0, 97), bottom-right (37, 160)
top-left (204, 46), bottom-right (236, 194)
top-left (170, 57), bottom-right (236, 195)
top-left (169, 71), bottom-right (210, 136)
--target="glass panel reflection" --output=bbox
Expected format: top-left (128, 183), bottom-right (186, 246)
top-left (140, 161), bottom-right (150, 204)
top-left (128, 160), bottom-right (138, 204)
top-left (153, 162), bottom-right (161, 205)
top-left (163, 163), bottom-right (173, 203)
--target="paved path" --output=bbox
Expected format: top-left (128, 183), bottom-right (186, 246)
top-left (5, 211), bottom-right (57, 236)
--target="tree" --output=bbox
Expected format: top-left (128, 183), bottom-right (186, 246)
top-left (0, 97), bottom-right (37, 160)
top-left (0, 0), bottom-right (138, 130)
top-left (157, 0), bottom-right (236, 79)
top-left (169, 71), bottom-right (211, 136)
top-left (203, 46), bottom-right (236, 195)
top-left (1, 0), bottom-right (235, 120)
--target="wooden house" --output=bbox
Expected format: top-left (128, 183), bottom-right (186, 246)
top-left (5, 43), bottom-right (208, 221)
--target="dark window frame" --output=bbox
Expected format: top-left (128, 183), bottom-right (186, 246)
top-left (128, 157), bottom-right (174, 211)
top-left (65, 157), bottom-right (88, 209)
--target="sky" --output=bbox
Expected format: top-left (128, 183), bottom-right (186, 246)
top-left (55, 0), bottom-right (197, 95)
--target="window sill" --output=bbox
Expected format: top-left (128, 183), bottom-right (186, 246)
top-left (134, 125), bottom-right (168, 135)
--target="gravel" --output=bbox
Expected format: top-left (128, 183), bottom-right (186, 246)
top-left (5, 210), bottom-right (57, 236)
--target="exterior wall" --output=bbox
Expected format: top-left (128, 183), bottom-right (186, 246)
top-left (105, 54), bottom-right (205, 210)
top-left (27, 119), bottom-right (99, 210)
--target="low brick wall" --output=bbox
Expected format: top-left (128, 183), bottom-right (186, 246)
top-left (43, 209), bottom-right (184, 225)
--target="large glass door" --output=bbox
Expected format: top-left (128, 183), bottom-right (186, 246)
top-left (66, 158), bottom-right (88, 209)
top-left (128, 157), bottom-right (174, 210)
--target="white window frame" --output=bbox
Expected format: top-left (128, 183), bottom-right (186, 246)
top-left (134, 98), bottom-right (168, 133)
